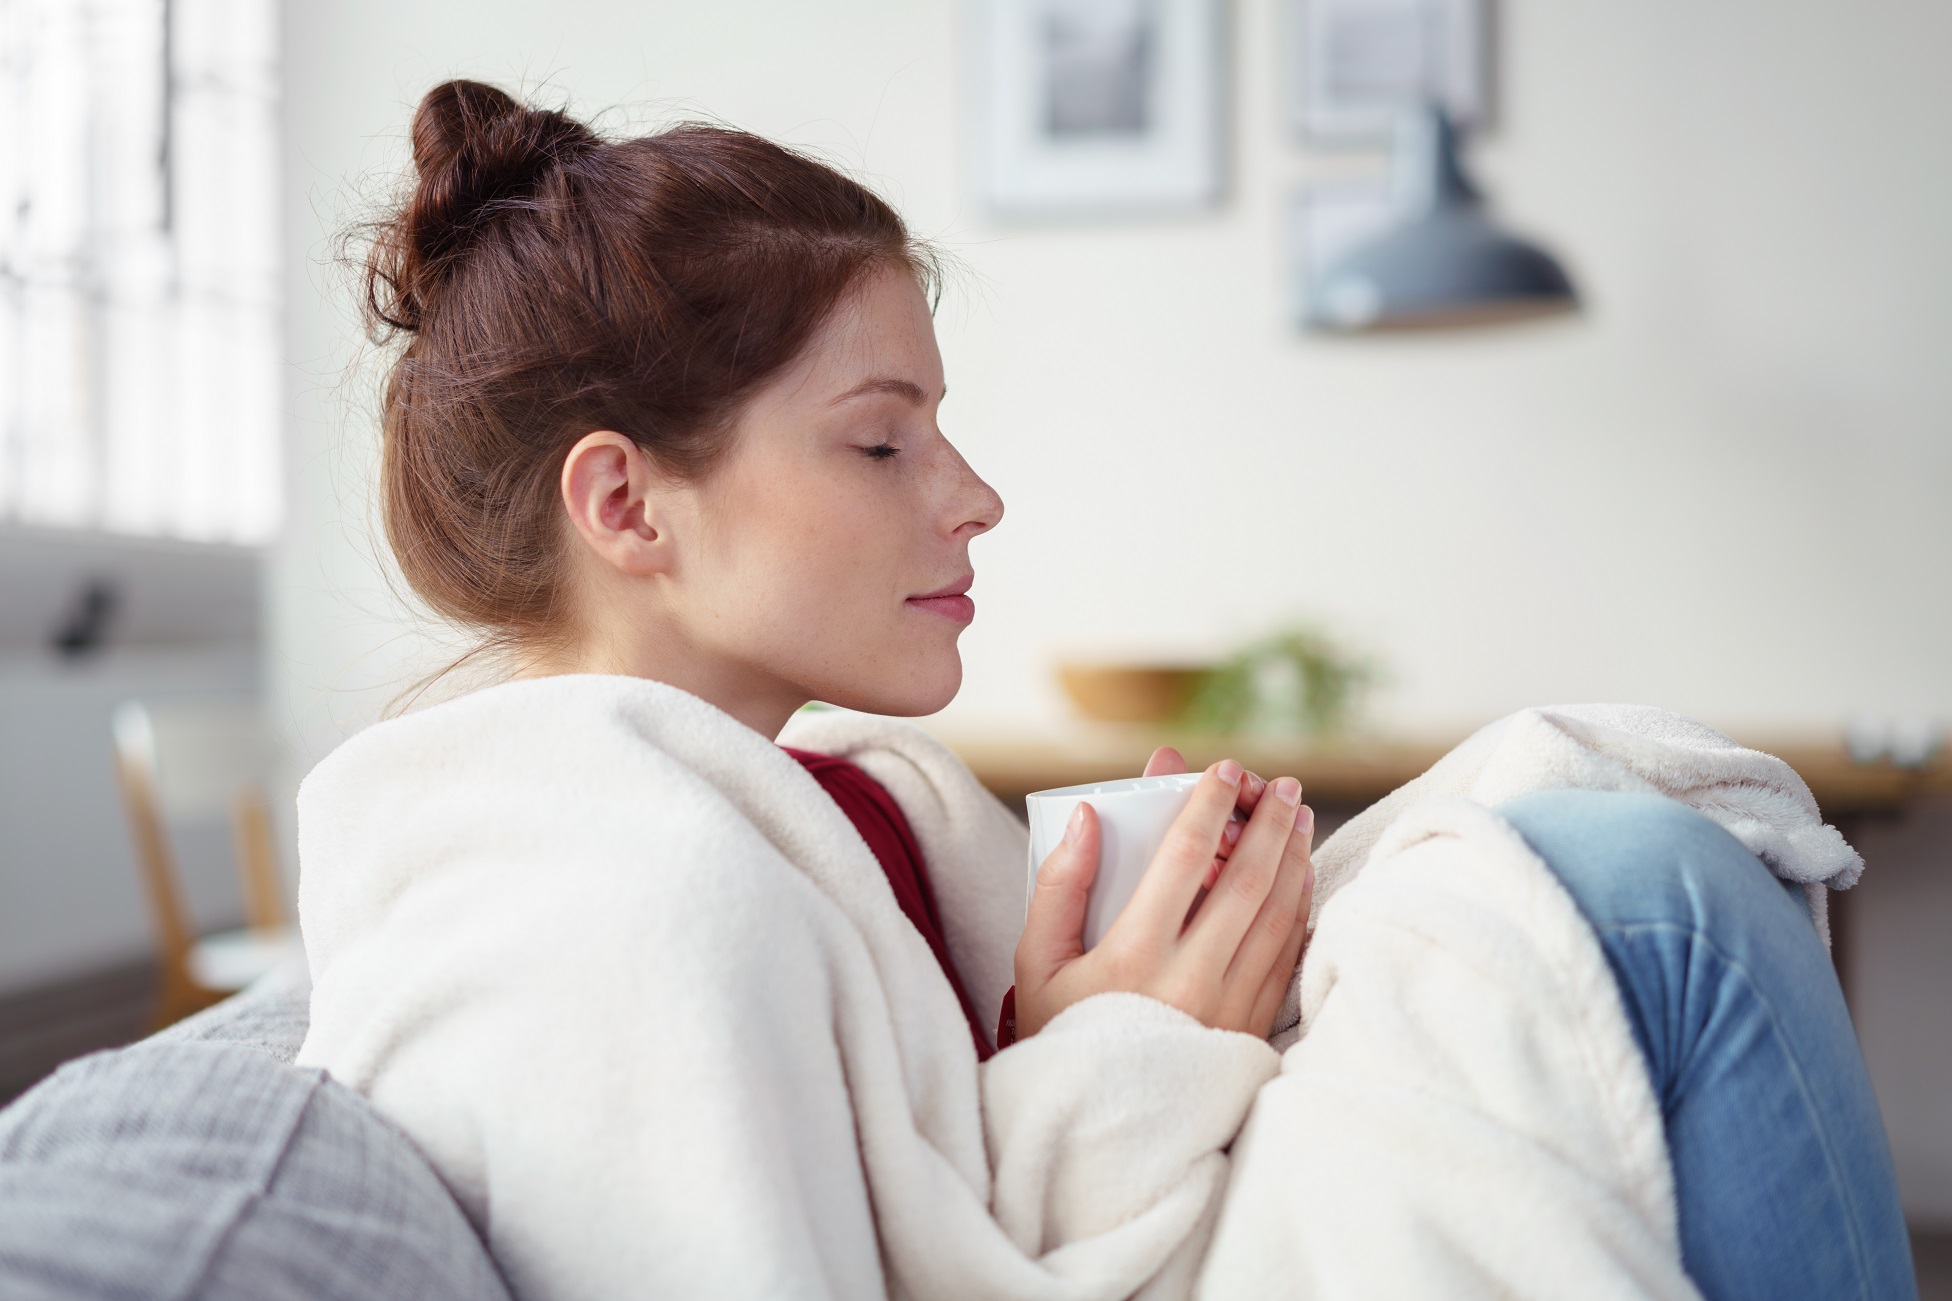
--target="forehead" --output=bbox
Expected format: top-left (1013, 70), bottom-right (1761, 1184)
top-left (789, 266), bottom-right (943, 397)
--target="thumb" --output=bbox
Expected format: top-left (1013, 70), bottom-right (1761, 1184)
top-left (1017, 803), bottom-right (1100, 981)
top-left (1143, 745), bottom-right (1189, 777)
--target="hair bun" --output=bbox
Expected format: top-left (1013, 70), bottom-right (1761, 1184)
top-left (368, 80), bottom-right (599, 333)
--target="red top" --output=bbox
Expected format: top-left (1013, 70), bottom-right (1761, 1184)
top-left (784, 747), bottom-right (997, 1061)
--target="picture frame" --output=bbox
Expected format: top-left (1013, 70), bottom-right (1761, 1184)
top-left (970, 0), bottom-right (1227, 218)
top-left (1286, 0), bottom-right (1490, 144)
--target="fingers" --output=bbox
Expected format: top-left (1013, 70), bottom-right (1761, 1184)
top-left (1226, 804), bottom-right (1315, 980)
top-left (1206, 818), bottom-right (1245, 889)
top-left (1179, 776), bottom-right (1304, 971)
top-left (1159, 749), bottom-right (1255, 894)
top-left (1143, 745), bottom-right (1189, 778)
top-left (1234, 769), bottom-right (1269, 817)
top-left (1118, 761), bottom-right (1247, 944)
top-left (1222, 806), bottom-right (1314, 1024)
top-left (1016, 803), bottom-right (1099, 982)
top-left (1246, 858), bottom-right (1313, 1037)
top-left (1143, 747), bottom-right (1263, 811)
top-left (1145, 749), bottom-right (1244, 889)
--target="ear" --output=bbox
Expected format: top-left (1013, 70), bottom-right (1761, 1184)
top-left (560, 431), bottom-right (674, 577)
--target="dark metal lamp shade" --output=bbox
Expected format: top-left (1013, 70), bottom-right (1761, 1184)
top-left (1308, 108), bottom-right (1580, 333)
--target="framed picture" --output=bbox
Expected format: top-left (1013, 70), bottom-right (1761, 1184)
top-left (971, 0), bottom-right (1227, 218)
top-left (1287, 0), bottom-right (1490, 144)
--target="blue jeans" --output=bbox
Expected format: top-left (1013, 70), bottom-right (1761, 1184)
top-left (1499, 790), bottom-right (1916, 1301)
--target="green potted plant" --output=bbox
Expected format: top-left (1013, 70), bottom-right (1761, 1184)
top-left (1178, 624), bottom-right (1375, 738)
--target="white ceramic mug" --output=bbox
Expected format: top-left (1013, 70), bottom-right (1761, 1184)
top-left (1025, 773), bottom-right (1204, 951)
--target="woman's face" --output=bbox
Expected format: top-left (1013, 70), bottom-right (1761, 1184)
top-left (637, 266), bottom-right (1004, 730)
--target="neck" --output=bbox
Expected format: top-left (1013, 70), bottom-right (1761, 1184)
top-left (522, 624), bottom-right (806, 741)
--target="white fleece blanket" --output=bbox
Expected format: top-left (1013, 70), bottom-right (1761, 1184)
top-left (1203, 704), bottom-right (1860, 1299)
top-left (296, 683), bottom-right (1857, 1300)
top-left (297, 676), bottom-right (1278, 1301)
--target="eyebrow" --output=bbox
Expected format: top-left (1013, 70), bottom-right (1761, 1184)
top-left (827, 377), bottom-right (942, 407)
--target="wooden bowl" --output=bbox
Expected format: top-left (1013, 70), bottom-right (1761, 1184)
top-left (1056, 663), bottom-right (1208, 724)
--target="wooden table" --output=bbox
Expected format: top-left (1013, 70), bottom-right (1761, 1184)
top-left (940, 726), bottom-right (1946, 1001)
top-left (942, 728), bottom-right (1944, 819)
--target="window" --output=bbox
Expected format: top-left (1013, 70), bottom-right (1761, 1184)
top-left (0, 0), bottom-right (278, 544)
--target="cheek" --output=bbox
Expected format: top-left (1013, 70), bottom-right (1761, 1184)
top-left (715, 474), bottom-right (909, 639)
top-left (694, 458), bottom-right (961, 711)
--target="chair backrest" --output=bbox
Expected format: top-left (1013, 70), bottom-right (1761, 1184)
top-left (111, 702), bottom-right (289, 1021)
top-left (113, 703), bottom-right (280, 822)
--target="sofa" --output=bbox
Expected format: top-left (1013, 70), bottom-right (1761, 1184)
top-left (0, 966), bottom-right (511, 1300)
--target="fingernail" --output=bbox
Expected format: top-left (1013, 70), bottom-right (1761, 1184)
top-left (1216, 759), bottom-right (1243, 787)
top-left (1221, 820), bottom-right (1243, 850)
top-left (1063, 804), bottom-right (1086, 846)
top-left (1298, 805), bottom-right (1315, 838)
top-left (1272, 776), bottom-right (1301, 806)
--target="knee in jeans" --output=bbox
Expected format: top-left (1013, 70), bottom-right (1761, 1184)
top-left (1497, 788), bottom-right (1788, 928)
top-left (1502, 788), bottom-right (1717, 844)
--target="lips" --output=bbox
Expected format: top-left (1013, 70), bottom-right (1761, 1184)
top-left (907, 575), bottom-right (975, 625)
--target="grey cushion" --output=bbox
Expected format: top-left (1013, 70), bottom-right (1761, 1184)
top-left (0, 976), bottom-right (510, 1300)
top-left (148, 962), bottom-right (314, 1065)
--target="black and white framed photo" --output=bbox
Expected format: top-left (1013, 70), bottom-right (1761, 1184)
top-left (971, 0), bottom-right (1226, 218)
top-left (1287, 0), bottom-right (1489, 144)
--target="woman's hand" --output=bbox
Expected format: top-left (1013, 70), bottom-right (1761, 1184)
top-left (1142, 745), bottom-right (1265, 886)
top-left (1013, 754), bottom-right (1315, 1040)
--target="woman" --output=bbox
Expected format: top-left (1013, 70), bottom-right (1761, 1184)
top-left (296, 81), bottom-right (1914, 1300)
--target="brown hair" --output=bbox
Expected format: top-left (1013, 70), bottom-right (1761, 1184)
top-left (364, 79), bottom-right (934, 653)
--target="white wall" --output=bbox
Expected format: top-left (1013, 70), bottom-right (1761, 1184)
top-left (0, 526), bottom-right (259, 654)
top-left (273, 0), bottom-right (1952, 1214)
top-left (273, 0), bottom-right (1952, 761)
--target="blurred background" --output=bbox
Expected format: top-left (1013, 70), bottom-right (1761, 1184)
top-left (1, 0), bottom-right (1947, 1285)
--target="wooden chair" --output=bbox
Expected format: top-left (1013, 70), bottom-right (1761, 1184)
top-left (111, 701), bottom-right (303, 1030)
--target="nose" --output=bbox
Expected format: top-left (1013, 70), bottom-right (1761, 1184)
top-left (946, 441), bottom-right (1004, 540)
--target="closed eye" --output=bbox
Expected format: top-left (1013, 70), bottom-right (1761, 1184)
top-left (861, 442), bottom-right (901, 460)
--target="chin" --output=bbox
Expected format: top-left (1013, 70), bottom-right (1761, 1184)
top-left (824, 651), bottom-right (962, 718)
